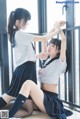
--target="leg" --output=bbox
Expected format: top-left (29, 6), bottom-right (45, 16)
top-left (0, 93), bottom-right (13, 109)
top-left (1, 102), bottom-right (13, 110)
top-left (9, 80), bottom-right (46, 117)
top-left (1, 99), bottom-right (34, 118)
top-left (2, 93), bottom-right (14, 103)
top-left (20, 80), bottom-right (46, 112)
top-left (14, 99), bottom-right (34, 118)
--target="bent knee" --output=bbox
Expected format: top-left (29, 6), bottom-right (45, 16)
top-left (27, 108), bottom-right (33, 115)
top-left (23, 80), bottom-right (34, 87)
top-left (23, 108), bottom-right (33, 116)
top-left (21, 80), bottom-right (34, 92)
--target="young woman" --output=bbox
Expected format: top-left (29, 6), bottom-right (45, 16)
top-left (9, 23), bottom-right (73, 118)
top-left (0, 8), bottom-right (62, 117)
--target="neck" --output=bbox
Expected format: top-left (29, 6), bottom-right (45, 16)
top-left (50, 55), bottom-right (57, 59)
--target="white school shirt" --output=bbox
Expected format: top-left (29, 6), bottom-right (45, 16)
top-left (13, 30), bottom-right (36, 67)
top-left (39, 58), bottom-right (67, 84)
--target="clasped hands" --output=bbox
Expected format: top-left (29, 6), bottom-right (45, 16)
top-left (54, 21), bottom-right (66, 32)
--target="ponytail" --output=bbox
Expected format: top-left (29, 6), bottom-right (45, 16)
top-left (8, 11), bottom-right (17, 45)
top-left (8, 8), bottom-right (31, 47)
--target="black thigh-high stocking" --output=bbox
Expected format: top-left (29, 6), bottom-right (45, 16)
top-left (0, 97), bottom-right (7, 108)
top-left (9, 94), bottom-right (27, 117)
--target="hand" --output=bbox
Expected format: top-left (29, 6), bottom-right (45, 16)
top-left (58, 21), bottom-right (66, 27)
top-left (54, 21), bottom-right (66, 29)
top-left (54, 21), bottom-right (60, 30)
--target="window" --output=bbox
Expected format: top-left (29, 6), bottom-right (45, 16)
top-left (47, 0), bottom-right (66, 32)
top-left (7, 0), bottom-right (38, 33)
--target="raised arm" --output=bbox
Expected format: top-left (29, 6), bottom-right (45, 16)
top-left (52, 21), bottom-right (66, 61)
top-left (33, 21), bottom-right (65, 42)
top-left (40, 21), bottom-right (66, 53)
top-left (49, 21), bottom-right (66, 33)
top-left (36, 21), bottom-right (66, 60)
top-left (33, 28), bottom-right (60, 42)
top-left (59, 29), bottom-right (66, 61)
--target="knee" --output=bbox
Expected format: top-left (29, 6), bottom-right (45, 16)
top-left (23, 80), bottom-right (34, 88)
top-left (24, 106), bottom-right (34, 116)
top-left (27, 107), bottom-right (33, 116)
top-left (21, 80), bottom-right (33, 92)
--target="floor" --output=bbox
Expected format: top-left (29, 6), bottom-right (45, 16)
top-left (9, 109), bottom-right (80, 119)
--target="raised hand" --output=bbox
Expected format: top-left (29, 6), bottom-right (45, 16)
top-left (54, 21), bottom-right (66, 30)
top-left (58, 21), bottom-right (66, 27)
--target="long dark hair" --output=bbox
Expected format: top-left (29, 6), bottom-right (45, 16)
top-left (8, 8), bottom-right (31, 46)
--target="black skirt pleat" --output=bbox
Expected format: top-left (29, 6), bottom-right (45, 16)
top-left (43, 90), bottom-right (73, 119)
top-left (6, 61), bottom-right (37, 97)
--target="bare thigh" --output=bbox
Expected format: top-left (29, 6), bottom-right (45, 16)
top-left (19, 80), bottom-right (46, 112)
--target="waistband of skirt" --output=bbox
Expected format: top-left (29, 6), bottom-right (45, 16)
top-left (18, 61), bottom-right (36, 66)
top-left (42, 90), bottom-right (58, 97)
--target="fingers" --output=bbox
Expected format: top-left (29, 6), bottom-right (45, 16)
top-left (54, 22), bottom-right (61, 30)
top-left (54, 21), bottom-right (66, 31)
top-left (59, 21), bottom-right (66, 26)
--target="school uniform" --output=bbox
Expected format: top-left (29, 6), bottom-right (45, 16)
top-left (6, 30), bottom-right (37, 97)
top-left (39, 58), bottom-right (73, 119)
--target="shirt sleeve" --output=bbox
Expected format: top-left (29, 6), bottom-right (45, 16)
top-left (15, 30), bottom-right (35, 45)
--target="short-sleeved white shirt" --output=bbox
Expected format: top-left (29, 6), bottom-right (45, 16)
top-left (13, 30), bottom-right (36, 67)
top-left (39, 58), bottom-right (67, 84)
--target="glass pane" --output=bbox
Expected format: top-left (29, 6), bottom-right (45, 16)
top-left (6, 0), bottom-right (38, 33)
top-left (47, 0), bottom-right (66, 32)
top-left (75, 1), bottom-right (80, 26)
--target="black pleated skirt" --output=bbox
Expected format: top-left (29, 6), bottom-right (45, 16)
top-left (6, 61), bottom-right (37, 97)
top-left (43, 90), bottom-right (73, 119)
